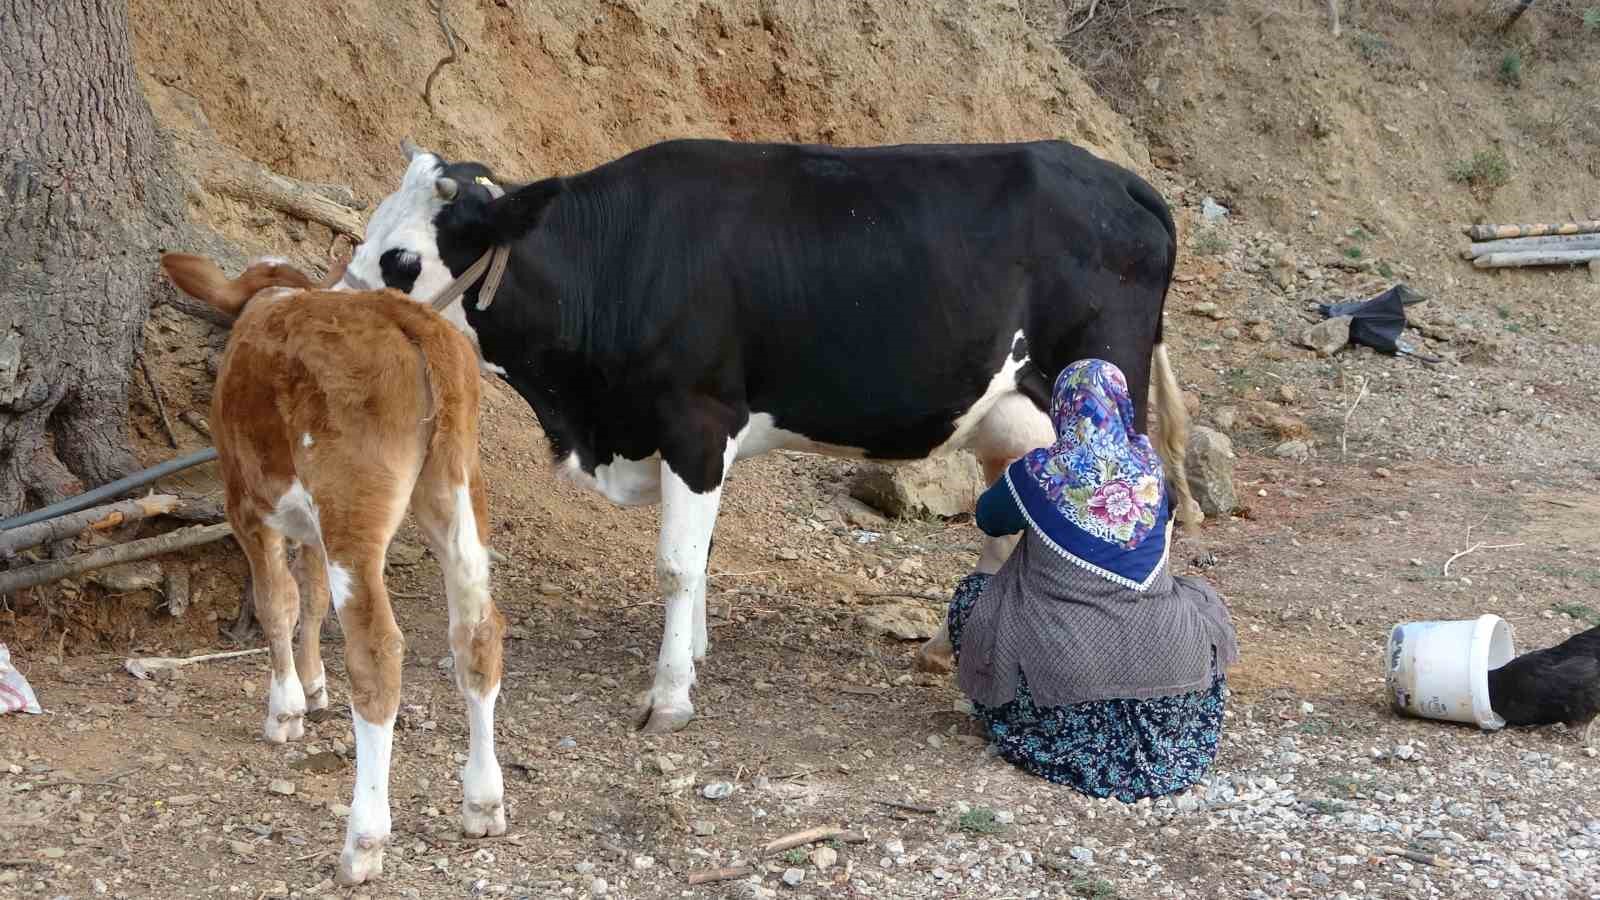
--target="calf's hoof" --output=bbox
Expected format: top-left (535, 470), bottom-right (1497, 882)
top-left (633, 691), bottom-right (694, 734)
top-left (462, 799), bottom-right (507, 838)
top-left (337, 834), bottom-right (387, 885)
top-left (262, 711), bottom-right (305, 744)
top-left (914, 637), bottom-right (954, 675)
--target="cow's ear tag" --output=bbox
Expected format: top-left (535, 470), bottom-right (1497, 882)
top-left (475, 176), bottom-right (495, 188)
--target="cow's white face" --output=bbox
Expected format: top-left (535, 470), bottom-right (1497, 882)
top-left (340, 146), bottom-right (455, 302)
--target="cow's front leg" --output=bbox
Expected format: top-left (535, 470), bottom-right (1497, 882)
top-left (636, 437), bottom-right (735, 734)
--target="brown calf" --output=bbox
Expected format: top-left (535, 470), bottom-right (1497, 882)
top-left (161, 253), bottom-right (507, 884)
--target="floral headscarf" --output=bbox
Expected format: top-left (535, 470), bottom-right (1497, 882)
top-left (1004, 359), bottom-right (1171, 590)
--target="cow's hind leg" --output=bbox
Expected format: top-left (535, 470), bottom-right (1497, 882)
top-left (413, 459), bottom-right (507, 839)
top-left (916, 393), bottom-right (1052, 675)
top-left (637, 412), bottom-right (737, 734)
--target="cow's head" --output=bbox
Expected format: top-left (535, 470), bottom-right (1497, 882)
top-left (340, 139), bottom-right (499, 302)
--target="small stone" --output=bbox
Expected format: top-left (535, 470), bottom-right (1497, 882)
top-left (262, 882), bottom-right (289, 899)
top-left (1069, 846), bottom-right (1094, 863)
top-left (1272, 440), bottom-right (1310, 462)
top-left (1300, 316), bottom-right (1352, 356)
top-left (1221, 326), bottom-right (1241, 340)
top-left (702, 781), bottom-right (735, 800)
top-left (883, 839), bottom-right (905, 856)
top-left (1299, 701), bottom-right (1314, 715)
top-left (89, 561), bottom-right (164, 593)
top-left (926, 734), bottom-right (944, 749)
top-left (1374, 467), bottom-right (1392, 479)
top-left (1201, 197), bottom-right (1229, 223)
top-left (1191, 301), bottom-right (1220, 318)
top-left (387, 541), bottom-right (426, 568)
top-left (1248, 323), bottom-right (1274, 342)
top-left (228, 839), bottom-right (255, 856)
top-left (994, 810), bottom-right (1015, 825)
top-left (557, 737), bottom-right (577, 750)
top-left (1212, 407), bottom-right (1237, 432)
top-left (1394, 744), bottom-right (1415, 760)
top-left (590, 877), bottom-right (608, 896)
top-left (1277, 384), bottom-right (1298, 404)
top-left (782, 867), bottom-right (805, 886)
top-left (692, 819), bottom-right (717, 837)
top-left (266, 779), bottom-right (295, 796)
top-left (651, 754), bottom-right (676, 775)
top-left (632, 854), bottom-right (655, 870)
top-left (810, 846), bottom-right (838, 870)
top-left (776, 548), bottom-right (800, 561)
top-left (538, 582), bottom-right (562, 596)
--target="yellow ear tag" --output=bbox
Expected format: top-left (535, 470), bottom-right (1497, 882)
top-left (475, 176), bottom-right (495, 188)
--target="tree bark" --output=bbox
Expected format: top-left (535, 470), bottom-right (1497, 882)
top-left (0, 0), bottom-right (186, 517)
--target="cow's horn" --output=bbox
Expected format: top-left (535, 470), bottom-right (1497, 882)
top-left (435, 177), bottom-right (459, 200)
top-left (401, 137), bottom-right (423, 161)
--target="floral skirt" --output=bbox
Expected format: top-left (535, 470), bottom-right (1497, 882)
top-left (947, 573), bottom-right (1226, 802)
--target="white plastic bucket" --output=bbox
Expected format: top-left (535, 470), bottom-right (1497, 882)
top-left (1385, 614), bottom-right (1515, 730)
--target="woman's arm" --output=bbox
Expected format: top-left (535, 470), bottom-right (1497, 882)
top-left (975, 478), bottom-right (1026, 537)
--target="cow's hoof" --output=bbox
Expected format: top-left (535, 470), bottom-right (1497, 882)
top-left (634, 692), bottom-right (694, 733)
top-left (262, 711), bottom-right (305, 744)
top-left (462, 799), bottom-right (507, 838)
top-left (914, 638), bottom-right (954, 675)
top-left (337, 834), bottom-right (387, 885)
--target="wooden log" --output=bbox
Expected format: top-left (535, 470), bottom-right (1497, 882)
top-left (1472, 249), bottom-right (1600, 269)
top-left (0, 495), bottom-right (180, 558)
top-left (685, 866), bottom-right (755, 885)
top-left (1462, 234), bottom-right (1600, 259)
top-left (0, 523), bottom-right (233, 595)
top-left (763, 825), bottom-right (844, 855)
top-left (164, 565), bottom-right (191, 617)
top-left (1463, 221), bottom-right (1600, 242)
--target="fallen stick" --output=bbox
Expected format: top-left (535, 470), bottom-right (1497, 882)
top-left (1383, 846), bottom-right (1452, 868)
top-left (763, 825), bottom-right (844, 855)
top-left (1442, 540), bottom-right (1524, 577)
top-left (178, 411), bottom-right (211, 438)
top-left (1464, 221), bottom-right (1600, 241)
top-left (1472, 249), bottom-right (1600, 269)
top-left (1339, 376), bottom-right (1368, 460)
top-left (137, 353), bottom-right (178, 449)
top-left (855, 590), bottom-right (944, 602)
top-left (0, 494), bottom-right (179, 558)
top-left (0, 523), bottom-right (233, 595)
top-left (1461, 233), bottom-right (1600, 258)
top-left (124, 647), bottom-right (266, 679)
top-left (876, 799), bottom-right (938, 814)
top-left (685, 865), bottom-right (754, 886)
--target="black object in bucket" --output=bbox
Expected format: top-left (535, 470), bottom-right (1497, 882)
top-left (1317, 284), bottom-right (1439, 363)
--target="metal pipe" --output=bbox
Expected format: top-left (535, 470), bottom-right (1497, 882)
top-left (0, 447), bottom-right (219, 533)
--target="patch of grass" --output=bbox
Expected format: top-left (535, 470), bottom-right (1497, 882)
top-left (1343, 246), bottom-right (1364, 259)
top-left (957, 806), bottom-right (1004, 835)
top-left (1308, 798), bottom-right (1348, 816)
top-left (1497, 50), bottom-right (1523, 87)
top-left (1070, 876), bottom-right (1119, 898)
top-left (1586, 7), bottom-right (1600, 31)
top-left (1448, 149), bottom-right (1511, 192)
top-left (783, 848), bottom-right (808, 865)
top-left (1297, 718), bottom-right (1340, 737)
top-left (1505, 321), bottom-right (1523, 334)
top-left (1193, 230), bottom-right (1231, 256)
top-left (1495, 304), bottom-right (1512, 319)
top-left (1377, 261), bottom-right (1394, 279)
top-left (1553, 602), bottom-right (1600, 626)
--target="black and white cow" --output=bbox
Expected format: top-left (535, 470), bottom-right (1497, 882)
top-left (341, 138), bottom-right (1196, 733)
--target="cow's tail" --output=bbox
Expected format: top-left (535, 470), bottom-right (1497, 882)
top-left (1131, 176), bottom-right (1203, 530)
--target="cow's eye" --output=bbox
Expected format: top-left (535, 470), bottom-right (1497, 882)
top-left (379, 248), bottom-right (422, 293)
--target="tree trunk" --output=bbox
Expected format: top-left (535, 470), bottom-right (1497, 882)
top-left (0, 0), bottom-right (186, 517)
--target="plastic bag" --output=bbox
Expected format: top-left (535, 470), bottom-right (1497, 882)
top-left (0, 643), bottom-right (42, 715)
top-left (1317, 283), bottom-right (1439, 363)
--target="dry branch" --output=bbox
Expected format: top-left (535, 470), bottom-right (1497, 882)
top-left (762, 824), bottom-right (844, 854)
top-left (1472, 249), bottom-right (1600, 269)
top-left (124, 646), bottom-right (265, 679)
top-left (1463, 220), bottom-right (1600, 241)
top-left (1339, 376), bottom-right (1368, 460)
top-left (1384, 846), bottom-right (1452, 868)
top-left (0, 523), bottom-right (233, 594)
top-left (0, 494), bottom-right (179, 558)
top-left (1064, 0), bottom-right (1101, 35)
top-left (1327, 0), bottom-right (1340, 36)
top-left (685, 865), bottom-right (754, 885)
top-left (137, 352), bottom-right (177, 449)
top-left (175, 133), bottom-right (365, 238)
top-left (855, 590), bottom-right (944, 602)
top-left (178, 410), bottom-right (211, 438)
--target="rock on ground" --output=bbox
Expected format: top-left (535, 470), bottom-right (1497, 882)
top-left (1300, 315), bottom-right (1352, 356)
top-left (1185, 426), bottom-right (1238, 517)
top-left (850, 451), bottom-right (985, 519)
top-left (858, 602), bottom-right (943, 641)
